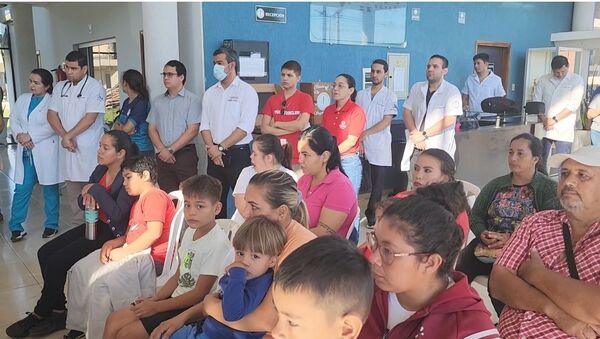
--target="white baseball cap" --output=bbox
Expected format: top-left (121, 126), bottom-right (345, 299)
top-left (548, 146), bottom-right (600, 168)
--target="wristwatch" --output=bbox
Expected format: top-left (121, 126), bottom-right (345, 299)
top-left (167, 147), bottom-right (174, 154)
top-left (217, 144), bottom-right (225, 152)
top-left (552, 116), bottom-right (559, 123)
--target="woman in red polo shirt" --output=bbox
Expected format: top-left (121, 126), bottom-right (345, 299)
top-left (321, 74), bottom-right (366, 196)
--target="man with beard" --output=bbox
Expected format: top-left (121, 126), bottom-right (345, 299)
top-left (356, 59), bottom-right (398, 226)
top-left (490, 146), bottom-right (600, 339)
top-left (400, 55), bottom-right (462, 183)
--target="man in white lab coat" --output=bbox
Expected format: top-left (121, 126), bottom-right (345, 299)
top-left (533, 55), bottom-right (584, 171)
top-left (461, 52), bottom-right (506, 113)
top-left (356, 59), bottom-right (398, 226)
top-left (48, 51), bottom-right (106, 228)
top-left (401, 55), bottom-right (462, 181)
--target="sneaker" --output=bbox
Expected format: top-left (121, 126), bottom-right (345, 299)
top-left (10, 231), bottom-right (27, 242)
top-left (42, 228), bottom-right (58, 238)
top-left (63, 330), bottom-right (85, 339)
top-left (28, 310), bottom-right (66, 336)
top-left (5, 312), bottom-right (44, 338)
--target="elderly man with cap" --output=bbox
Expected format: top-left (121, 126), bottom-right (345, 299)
top-left (490, 146), bottom-right (600, 339)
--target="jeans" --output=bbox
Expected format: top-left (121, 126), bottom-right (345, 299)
top-left (541, 137), bottom-right (572, 171)
top-left (591, 129), bottom-right (600, 146)
top-left (341, 153), bottom-right (362, 235)
top-left (8, 152), bottom-right (59, 232)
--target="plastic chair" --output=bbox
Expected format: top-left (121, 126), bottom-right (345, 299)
top-left (459, 179), bottom-right (481, 209)
top-left (216, 218), bottom-right (241, 242)
top-left (156, 190), bottom-right (186, 287)
top-left (346, 206), bottom-right (360, 240)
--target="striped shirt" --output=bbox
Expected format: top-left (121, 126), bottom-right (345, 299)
top-left (495, 210), bottom-right (600, 338)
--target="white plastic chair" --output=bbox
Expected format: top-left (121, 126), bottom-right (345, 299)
top-left (216, 218), bottom-right (241, 242)
top-left (459, 179), bottom-right (481, 209)
top-left (156, 190), bottom-right (186, 287)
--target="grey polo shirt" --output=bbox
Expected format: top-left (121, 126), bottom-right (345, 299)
top-left (146, 87), bottom-right (202, 147)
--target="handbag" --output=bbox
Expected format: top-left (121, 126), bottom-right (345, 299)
top-left (562, 223), bottom-right (580, 280)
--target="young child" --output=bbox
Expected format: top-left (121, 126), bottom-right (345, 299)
top-left (171, 216), bottom-right (287, 339)
top-left (270, 236), bottom-right (374, 339)
top-left (64, 156), bottom-right (176, 339)
top-left (103, 174), bottom-right (233, 339)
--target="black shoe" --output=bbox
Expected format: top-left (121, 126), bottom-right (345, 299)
top-left (28, 310), bottom-right (66, 336)
top-left (63, 329), bottom-right (85, 339)
top-left (5, 312), bottom-right (44, 338)
top-left (42, 228), bottom-right (58, 238)
top-left (10, 231), bottom-right (27, 242)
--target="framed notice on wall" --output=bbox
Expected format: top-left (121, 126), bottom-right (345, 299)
top-left (387, 53), bottom-right (410, 100)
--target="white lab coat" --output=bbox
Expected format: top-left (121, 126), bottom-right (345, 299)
top-left (49, 76), bottom-right (106, 182)
top-left (533, 72), bottom-right (584, 142)
top-left (401, 80), bottom-right (463, 171)
top-left (9, 93), bottom-right (59, 185)
top-left (356, 86), bottom-right (398, 167)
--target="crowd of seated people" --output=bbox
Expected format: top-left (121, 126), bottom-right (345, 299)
top-left (4, 51), bottom-right (599, 339)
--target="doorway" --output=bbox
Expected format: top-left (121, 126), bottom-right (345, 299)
top-left (476, 41), bottom-right (511, 93)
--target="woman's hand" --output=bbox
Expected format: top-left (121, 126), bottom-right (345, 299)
top-left (81, 193), bottom-right (98, 209)
top-left (149, 313), bottom-right (187, 339)
top-left (484, 231), bottom-right (511, 249)
top-left (16, 133), bottom-right (34, 149)
top-left (100, 241), bottom-right (115, 264)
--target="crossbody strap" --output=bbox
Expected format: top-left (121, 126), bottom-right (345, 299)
top-left (561, 222), bottom-right (580, 280)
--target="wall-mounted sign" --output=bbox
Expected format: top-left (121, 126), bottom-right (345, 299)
top-left (256, 5), bottom-right (287, 24)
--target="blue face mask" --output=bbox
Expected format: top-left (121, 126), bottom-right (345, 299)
top-left (213, 64), bottom-right (227, 81)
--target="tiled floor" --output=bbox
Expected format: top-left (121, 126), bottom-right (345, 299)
top-left (0, 143), bottom-right (496, 339)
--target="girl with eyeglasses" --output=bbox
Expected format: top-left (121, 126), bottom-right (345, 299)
top-left (359, 196), bottom-right (499, 339)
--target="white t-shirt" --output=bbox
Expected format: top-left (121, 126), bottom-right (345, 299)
top-left (387, 293), bottom-right (415, 330)
top-left (588, 94), bottom-right (600, 132)
top-left (533, 72), bottom-right (584, 142)
top-left (199, 76), bottom-right (259, 145)
top-left (356, 86), bottom-right (398, 166)
top-left (461, 72), bottom-right (506, 113)
top-left (49, 76), bottom-right (106, 182)
top-left (171, 226), bottom-right (233, 298)
top-left (232, 165), bottom-right (298, 225)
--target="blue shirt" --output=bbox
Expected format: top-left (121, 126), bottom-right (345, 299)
top-left (201, 267), bottom-right (273, 339)
top-left (118, 96), bottom-right (153, 152)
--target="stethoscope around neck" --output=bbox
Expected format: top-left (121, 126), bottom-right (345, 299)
top-left (61, 74), bottom-right (89, 98)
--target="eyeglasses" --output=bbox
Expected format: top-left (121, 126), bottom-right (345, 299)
top-left (160, 72), bottom-right (179, 78)
top-left (366, 231), bottom-right (431, 265)
top-left (280, 100), bottom-right (287, 115)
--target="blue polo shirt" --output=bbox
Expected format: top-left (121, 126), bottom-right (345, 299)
top-left (118, 96), bottom-right (153, 152)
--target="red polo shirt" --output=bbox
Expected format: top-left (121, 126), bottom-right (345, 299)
top-left (262, 90), bottom-right (314, 164)
top-left (321, 100), bottom-right (366, 155)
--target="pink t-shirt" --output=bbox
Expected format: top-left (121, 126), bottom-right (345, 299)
top-left (298, 168), bottom-right (358, 237)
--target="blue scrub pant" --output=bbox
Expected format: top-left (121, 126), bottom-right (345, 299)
top-left (8, 151), bottom-right (59, 232)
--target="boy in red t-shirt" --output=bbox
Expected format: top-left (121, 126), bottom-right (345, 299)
top-left (64, 156), bottom-right (176, 338)
top-left (260, 60), bottom-right (314, 165)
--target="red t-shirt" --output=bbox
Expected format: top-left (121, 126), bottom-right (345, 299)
top-left (262, 90), bottom-right (314, 164)
top-left (321, 100), bottom-right (366, 155)
top-left (125, 187), bottom-right (176, 263)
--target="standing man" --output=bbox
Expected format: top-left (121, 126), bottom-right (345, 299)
top-left (147, 60), bottom-right (202, 194)
top-left (533, 55), bottom-right (584, 170)
top-left (461, 52), bottom-right (506, 112)
top-left (260, 60), bottom-right (314, 166)
top-left (356, 59), bottom-right (398, 226)
top-left (401, 55), bottom-right (462, 176)
top-left (47, 51), bottom-right (106, 231)
top-left (200, 46), bottom-right (258, 219)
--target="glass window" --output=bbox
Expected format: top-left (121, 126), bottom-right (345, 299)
top-left (310, 2), bottom-right (407, 47)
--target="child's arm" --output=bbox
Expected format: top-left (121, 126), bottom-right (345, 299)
top-left (153, 267), bottom-right (181, 301)
top-left (221, 267), bottom-right (272, 322)
top-left (109, 221), bottom-right (163, 261)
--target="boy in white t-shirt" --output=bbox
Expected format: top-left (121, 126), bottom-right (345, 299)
top-left (104, 174), bottom-right (233, 338)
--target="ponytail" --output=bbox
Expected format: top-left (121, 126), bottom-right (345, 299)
top-left (300, 126), bottom-right (346, 176)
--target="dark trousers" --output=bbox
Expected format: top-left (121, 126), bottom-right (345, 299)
top-left (207, 144), bottom-right (251, 219)
top-left (156, 144), bottom-right (199, 194)
top-left (456, 238), bottom-right (505, 316)
top-left (34, 222), bottom-right (115, 317)
top-left (364, 162), bottom-right (388, 226)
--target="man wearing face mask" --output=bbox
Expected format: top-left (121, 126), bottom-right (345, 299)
top-left (147, 60), bottom-right (202, 194)
top-left (200, 46), bottom-right (259, 219)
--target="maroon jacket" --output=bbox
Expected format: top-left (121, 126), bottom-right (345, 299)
top-left (359, 271), bottom-right (500, 339)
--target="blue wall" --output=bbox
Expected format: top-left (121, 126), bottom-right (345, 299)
top-left (202, 2), bottom-right (573, 108)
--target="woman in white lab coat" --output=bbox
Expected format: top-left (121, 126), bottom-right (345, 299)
top-left (7, 68), bottom-right (60, 242)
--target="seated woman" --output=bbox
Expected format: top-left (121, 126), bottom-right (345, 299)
top-left (456, 133), bottom-right (560, 314)
top-left (297, 126), bottom-right (358, 243)
top-left (395, 148), bottom-right (470, 241)
top-left (359, 196), bottom-right (499, 339)
top-left (6, 130), bottom-right (138, 338)
top-left (150, 170), bottom-right (316, 338)
top-left (233, 133), bottom-right (297, 225)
